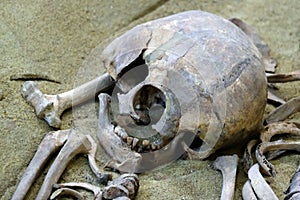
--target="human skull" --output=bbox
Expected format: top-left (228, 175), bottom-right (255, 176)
top-left (97, 10), bottom-right (267, 173)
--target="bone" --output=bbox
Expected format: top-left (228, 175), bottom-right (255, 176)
top-left (12, 129), bottom-right (70, 200)
top-left (267, 90), bottom-right (286, 105)
top-left (242, 139), bottom-right (259, 174)
top-left (285, 165), bottom-right (300, 200)
top-left (110, 174), bottom-right (139, 199)
top-left (98, 93), bottom-right (142, 173)
top-left (36, 131), bottom-right (93, 199)
top-left (86, 135), bottom-right (112, 185)
top-left (52, 182), bottom-right (103, 199)
top-left (260, 122), bottom-right (300, 143)
top-left (266, 96), bottom-right (300, 124)
top-left (267, 70), bottom-right (300, 83)
top-left (50, 187), bottom-right (85, 200)
top-left (212, 154), bottom-right (239, 200)
top-left (21, 73), bottom-right (114, 128)
top-left (242, 180), bottom-right (258, 200)
top-left (256, 140), bottom-right (300, 177)
top-left (103, 174), bottom-right (139, 200)
top-left (103, 184), bottom-right (129, 199)
top-left (247, 163), bottom-right (279, 200)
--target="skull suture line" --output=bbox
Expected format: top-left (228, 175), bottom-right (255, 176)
top-left (12, 10), bottom-right (285, 200)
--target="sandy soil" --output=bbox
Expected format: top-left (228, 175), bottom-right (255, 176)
top-left (0, 0), bottom-right (299, 199)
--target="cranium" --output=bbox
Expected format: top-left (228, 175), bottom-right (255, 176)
top-left (12, 10), bottom-right (300, 200)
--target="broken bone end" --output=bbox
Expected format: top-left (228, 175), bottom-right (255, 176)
top-left (21, 81), bottom-right (62, 128)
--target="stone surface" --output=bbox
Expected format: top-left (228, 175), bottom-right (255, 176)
top-left (0, 0), bottom-right (299, 200)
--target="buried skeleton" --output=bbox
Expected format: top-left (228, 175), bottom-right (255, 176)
top-left (13, 10), bottom-right (300, 200)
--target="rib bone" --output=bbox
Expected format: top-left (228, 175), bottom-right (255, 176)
top-left (266, 96), bottom-right (300, 124)
top-left (21, 73), bottom-right (114, 128)
top-left (256, 140), bottom-right (300, 177)
top-left (212, 154), bottom-right (239, 200)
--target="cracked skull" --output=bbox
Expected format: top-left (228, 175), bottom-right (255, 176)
top-left (96, 10), bottom-right (267, 173)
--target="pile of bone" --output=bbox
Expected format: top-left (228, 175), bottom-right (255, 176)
top-left (51, 174), bottom-right (139, 200)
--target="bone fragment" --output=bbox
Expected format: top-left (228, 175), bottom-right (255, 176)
top-left (50, 187), bottom-right (84, 200)
top-left (86, 135), bottom-right (112, 185)
top-left (12, 130), bottom-right (70, 200)
top-left (21, 73), bottom-right (113, 128)
top-left (36, 131), bottom-right (93, 199)
top-left (267, 70), bottom-right (300, 83)
top-left (285, 165), bottom-right (300, 200)
top-left (212, 154), bottom-right (239, 200)
top-left (52, 182), bottom-right (103, 199)
top-left (267, 90), bottom-right (286, 105)
top-left (248, 163), bottom-right (278, 200)
top-left (242, 180), bottom-right (258, 200)
top-left (260, 122), bottom-right (300, 143)
top-left (266, 96), bottom-right (300, 124)
top-left (243, 139), bottom-right (259, 174)
top-left (103, 174), bottom-right (139, 200)
top-left (256, 140), bottom-right (300, 177)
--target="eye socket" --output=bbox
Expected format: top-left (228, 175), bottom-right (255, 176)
top-left (133, 85), bottom-right (166, 126)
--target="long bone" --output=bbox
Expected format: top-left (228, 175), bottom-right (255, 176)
top-left (12, 130), bottom-right (70, 200)
top-left (21, 73), bottom-right (114, 128)
top-left (12, 129), bottom-right (111, 200)
top-left (242, 180), bottom-right (258, 200)
top-left (243, 163), bottom-right (279, 200)
top-left (212, 154), bottom-right (238, 200)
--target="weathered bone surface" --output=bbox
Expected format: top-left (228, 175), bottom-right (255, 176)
top-left (12, 129), bottom-right (111, 200)
top-left (256, 140), bottom-right (300, 177)
top-left (52, 182), bottom-right (102, 199)
top-left (51, 174), bottom-right (139, 200)
top-left (99, 10), bottom-right (267, 167)
top-left (242, 139), bottom-right (258, 174)
top-left (21, 73), bottom-right (114, 128)
top-left (266, 96), bottom-right (300, 124)
top-left (285, 165), bottom-right (300, 200)
top-left (212, 154), bottom-right (239, 200)
top-left (12, 130), bottom-right (70, 200)
top-left (245, 163), bottom-right (279, 200)
top-left (242, 180), bottom-right (258, 200)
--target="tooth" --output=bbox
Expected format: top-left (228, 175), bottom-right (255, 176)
top-left (132, 138), bottom-right (139, 149)
top-left (142, 140), bottom-right (150, 147)
top-left (151, 144), bottom-right (157, 150)
top-left (127, 137), bottom-right (133, 146)
top-left (121, 132), bottom-right (128, 141)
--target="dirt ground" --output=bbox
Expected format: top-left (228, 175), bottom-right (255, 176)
top-left (0, 0), bottom-right (299, 199)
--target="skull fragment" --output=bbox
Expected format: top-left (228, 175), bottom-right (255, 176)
top-left (97, 10), bottom-right (267, 172)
